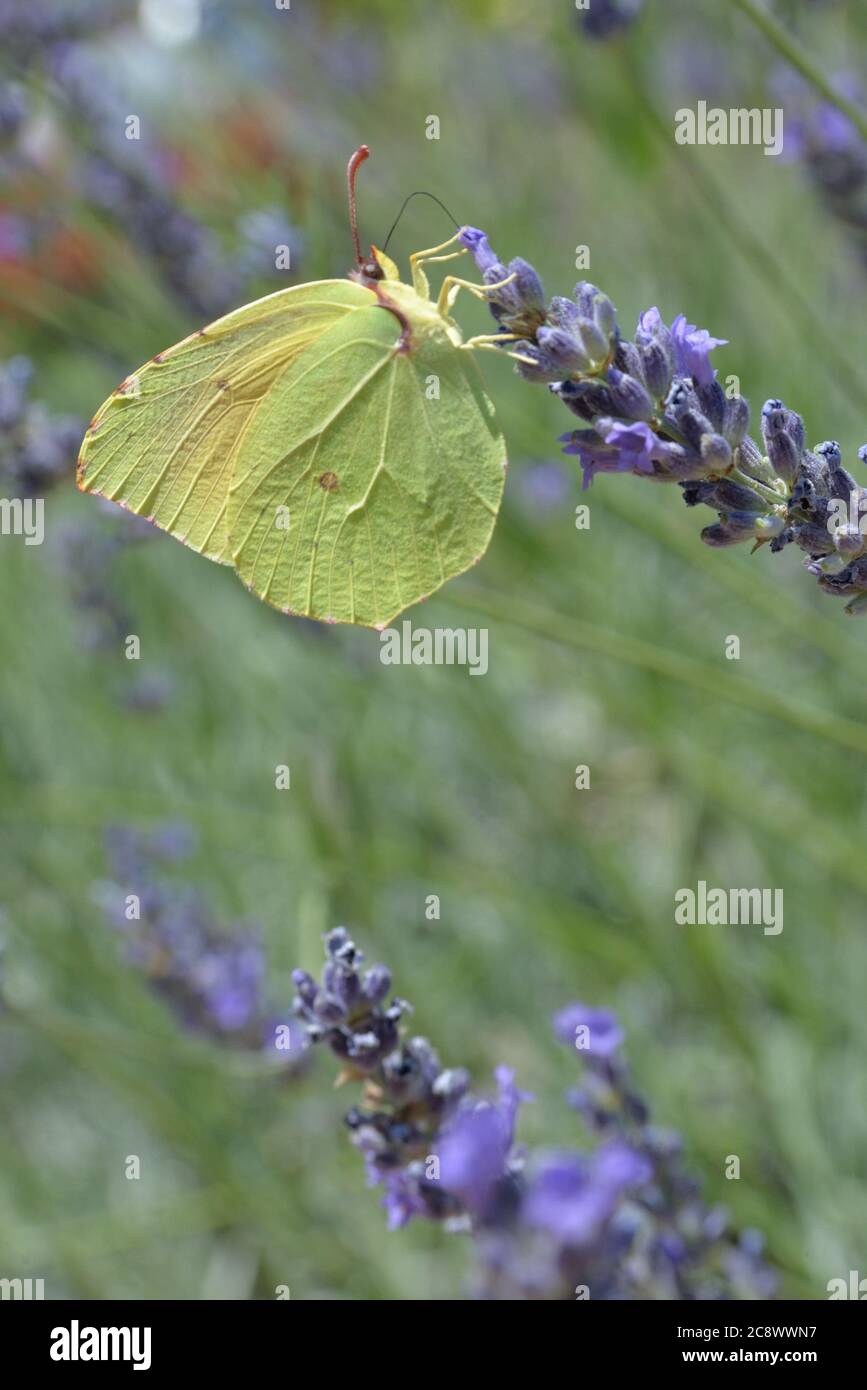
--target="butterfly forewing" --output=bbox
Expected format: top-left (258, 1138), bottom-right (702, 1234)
top-left (76, 280), bottom-right (374, 564)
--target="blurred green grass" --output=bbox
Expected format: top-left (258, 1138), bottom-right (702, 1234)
top-left (2, 0), bottom-right (867, 1298)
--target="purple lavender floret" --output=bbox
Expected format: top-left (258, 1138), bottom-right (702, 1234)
top-left (670, 314), bottom-right (728, 387)
top-left (295, 931), bottom-right (777, 1299)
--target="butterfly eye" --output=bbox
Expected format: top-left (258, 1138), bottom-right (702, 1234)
top-left (360, 257), bottom-right (384, 282)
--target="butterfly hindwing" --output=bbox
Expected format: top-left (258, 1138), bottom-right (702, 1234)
top-left (227, 302), bottom-right (506, 627)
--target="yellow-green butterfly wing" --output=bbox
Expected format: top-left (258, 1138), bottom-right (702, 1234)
top-left (227, 294), bottom-right (505, 628)
top-left (76, 280), bottom-right (374, 565)
top-left (77, 262), bottom-right (507, 627)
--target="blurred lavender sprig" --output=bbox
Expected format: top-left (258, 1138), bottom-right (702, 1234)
top-left (0, 355), bottom-right (82, 496)
top-left (96, 824), bottom-right (306, 1067)
top-left (0, 354), bottom-right (172, 700)
top-left (1, 4), bottom-right (301, 320)
top-left (0, 0), bottom-right (128, 61)
top-left (459, 226), bottom-right (867, 616)
top-left (785, 75), bottom-right (867, 274)
top-left (293, 928), bottom-right (775, 1300)
top-left (577, 0), bottom-right (645, 41)
top-left (52, 504), bottom-right (154, 654)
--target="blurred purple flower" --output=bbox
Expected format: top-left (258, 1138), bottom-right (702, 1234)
top-left (552, 1003), bottom-right (624, 1058)
top-left (578, 0), bottom-right (645, 41)
top-left (193, 938), bottom-right (266, 1033)
top-left (381, 1171), bottom-right (428, 1231)
top-left (520, 459), bottom-right (571, 513)
top-left (523, 1142), bottom-right (651, 1245)
top-left (0, 211), bottom-right (31, 258)
top-left (435, 1069), bottom-right (530, 1217)
top-left (438, 1104), bottom-right (511, 1214)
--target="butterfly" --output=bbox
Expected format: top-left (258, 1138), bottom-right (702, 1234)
top-left (76, 147), bottom-right (517, 629)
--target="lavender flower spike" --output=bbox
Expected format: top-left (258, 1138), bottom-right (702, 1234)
top-left (469, 228), bottom-right (867, 613)
top-left (294, 931), bottom-right (776, 1300)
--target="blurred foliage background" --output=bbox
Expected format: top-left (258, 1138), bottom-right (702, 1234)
top-left (1, 0), bottom-right (867, 1300)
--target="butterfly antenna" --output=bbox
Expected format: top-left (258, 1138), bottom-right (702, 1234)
top-left (381, 192), bottom-right (460, 254)
top-left (347, 145), bottom-right (370, 267)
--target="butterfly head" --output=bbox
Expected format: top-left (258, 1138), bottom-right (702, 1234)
top-left (351, 248), bottom-right (386, 286)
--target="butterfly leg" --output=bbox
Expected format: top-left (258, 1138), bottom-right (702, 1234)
top-left (410, 234), bottom-right (465, 297)
top-left (461, 333), bottom-right (520, 348)
top-left (461, 334), bottom-right (537, 366)
top-left (436, 271), bottom-right (517, 317)
top-left (410, 231), bottom-right (462, 266)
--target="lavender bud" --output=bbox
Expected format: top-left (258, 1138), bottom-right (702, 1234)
top-left (638, 339), bottom-right (673, 400)
top-left (536, 326), bottom-right (592, 374)
top-left (577, 317), bottom-right (610, 365)
top-left (552, 378), bottom-right (616, 420)
top-left (680, 481), bottom-right (715, 508)
top-left (508, 257), bottom-right (546, 313)
top-left (815, 440), bottom-right (842, 468)
top-left (761, 400), bottom-right (804, 484)
top-left (574, 283), bottom-right (618, 347)
top-left (711, 478), bottom-right (765, 510)
top-left (362, 964), bottom-right (392, 1003)
top-left (612, 339), bottom-right (645, 383)
top-left (700, 513), bottom-right (760, 546)
top-left (675, 407), bottom-right (715, 453)
top-left (722, 394), bottom-right (750, 446)
top-left (324, 959), bottom-right (360, 1009)
top-left (762, 427), bottom-right (800, 485)
top-left (695, 379), bottom-right (726, 430)
top-left (573, 282), bottom-right (598, 317)
top-left (291, 969), bottom-right (317, 1007)
top-left (607, 367), bottom-right (654, 421)
top-left (324, 926), bottom-right (351, 956)
top-left (700, 433), bottom-right (732, 472)
top-left (313, 990), bottom-right (346, 1024)
top-left (432, 1067), bottom-right (471, 1103)
top-left (547, 296), bottom-right (579, 330)
top-left (737, 435), bottom-right (769, 479)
